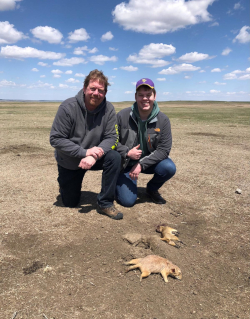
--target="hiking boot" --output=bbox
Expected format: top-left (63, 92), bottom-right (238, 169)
top-left (146, 189), bottom-right (166, 204)
top-left (97, 204), bottom-right (123, 220)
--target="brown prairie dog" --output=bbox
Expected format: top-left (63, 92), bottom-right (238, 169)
top-left (124, 255), bottom-right (182, 282)
top-left (156, 225), bottom-right (181, 247)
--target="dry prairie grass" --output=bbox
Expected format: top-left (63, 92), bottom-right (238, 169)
top-left (0, 101), bottom-right (250, 319)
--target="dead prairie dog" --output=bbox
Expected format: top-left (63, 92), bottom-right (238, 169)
top-left (156, 225), bottom-right (181, 247)
top-left (124, 255), bottom-right (182, 282)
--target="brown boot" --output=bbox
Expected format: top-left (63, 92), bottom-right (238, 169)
top-left (97, 204), bottom-right (123, 220)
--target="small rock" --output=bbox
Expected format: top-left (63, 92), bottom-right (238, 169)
top-left (122, 233), bottom-right (142, 245)
top-left (43, 265), bottom-right (53, 273)
top-left (235, 188), bottom-right (242, 194)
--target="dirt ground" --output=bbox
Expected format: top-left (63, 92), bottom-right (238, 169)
top-left (0, 101), bottom-right (250, 319)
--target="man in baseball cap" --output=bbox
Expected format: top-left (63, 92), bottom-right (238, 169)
top-left (115, 78), bottom-right (176, 207)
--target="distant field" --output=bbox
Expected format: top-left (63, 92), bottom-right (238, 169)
top-left (1, 101), bottom-right (250, 129)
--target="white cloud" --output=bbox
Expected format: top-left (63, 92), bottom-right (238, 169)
top-left (0, 79), bottom-right (16, 86)
top-left (73, 46), bottom-right (98, 55)
top-left (127, 43), bottom-right (175, 68)
top-left (112, 0), bottom-right (215, 34)
top-left (131, 82), bottom-right (136, 86)
top-left (113, 68), bottom-right (118, 70)
top-left (163, 92), bottom-right (170, 95)
top-left (214, 82), bottom-right (226, 85)
top-left (221, 47), bottom-right (232, 56)
top-left (125, 91), bottom-right (133, 94)
top-left (0, 21), bottom-right (26, 44)
top-left (89, 47), bottom-right (98, 54)
top-left (211, 68), bottom-right (221, 72)
top-left (68, 28), bottom-right (90, 43)
top-left (234, 2), bottom-right (243, 10)
top-left (53, 57), bottom-right (85, 66)
top-left (101, 31), bottom-right (114, 42)
top-left (65, 70), bottom-right (72, 74)
top-left (227, 92), bottom-right (236, 95)
top-left (65, 78), bottom-right (80, 83)
top-left (231, 69), bottom-right (245, 74)
top-left (223, 67), bottom-right (250, 80)
top-left (30, 26), bottom-right (63, 44)
top-left (210, 22), bottom-right (219, 27)
top-left (53, 74), bottom-right (61, 78)
top-left (238, 74), bottom-right (250, 80)
top-left (178, 51), bottom-right (215, 63)
top-left (38, 62), bottom-right (48, 66)
top-left (0, 45), bottom-right (65, 60)
top-left (109, 47), bottom-right (118, 51)
top-left (233, 26), bottom-right (250, 43)
top-left (186, 90), bottom-right (206, 95)
top-left (199, 70), bottom-right (206, 73)
top-left (89, 55), bottom-right (117, 65)
top-left (40, 75), bottom-right (46, 78)
top-left (199, 80), bottom-right (206, 83)
top-left (184, 76), bottom-right (191, 79)
top-left (59, 84), bottom-right (69, 89)
top-left (27, 80), bottom-right (54, 89)
top-left (157, 78), bottom-right (166, 81)
top-left (0, 0), bottom-right (21, 11)
top-left (51, 69), bottom-right (63, 74)
top-left (224, 72), bottom-right (237, 80)
top-left (120, 65), bottom-right (138, 71)
top-left (210, 90), bottom-right (220, 93)
top-left (159, 63), bottom-right (200, 74)
top-left (73, 46), bottom-right (88, 55)
top-left (75, 73), bottom-right (85, 77)
top-left (31, 68), bottom-right (39, 72)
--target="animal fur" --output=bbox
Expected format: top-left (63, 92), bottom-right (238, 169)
top-left (156, 224), bottom-right (183, 247)
top-left (124, 254), bottom-right (182, 282)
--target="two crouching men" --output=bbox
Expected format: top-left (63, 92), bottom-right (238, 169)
top-left (50, 71), bottom-right (175, 220)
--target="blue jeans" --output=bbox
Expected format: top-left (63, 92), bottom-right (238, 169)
top-left (57, 150), bottom-right (121, 208)
top-left (116, 158), bottom-right (176, 207)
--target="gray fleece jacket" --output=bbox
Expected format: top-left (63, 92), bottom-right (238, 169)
top-left (116, 107), bottom-right (172, 171)
top-left (50, 89), bottom-right (119, 170)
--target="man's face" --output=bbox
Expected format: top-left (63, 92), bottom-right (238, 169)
top-left (83, 79), bottom-right (106, 110)
top-left (135, 87), bottom-right (156, 117)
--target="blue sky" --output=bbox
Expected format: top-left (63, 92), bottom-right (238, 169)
top-left (0, 0), bottom-right (249, 101)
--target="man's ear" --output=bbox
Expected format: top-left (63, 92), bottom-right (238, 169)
top-left (83, 86), bottom-right (86, 94)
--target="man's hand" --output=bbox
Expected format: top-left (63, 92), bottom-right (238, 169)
top-left (127, 144), bottom-right (142, 160)
top-left (129, 163), bottom-right (142, 181)
top-left (86, 147), bottom-right (104, 160)
top-left (79, 156), bottom-right (96, 170)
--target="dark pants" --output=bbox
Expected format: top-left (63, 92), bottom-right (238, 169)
top-left (57, 150), bottom-right (121, 208)
top-left (116, 158), bottom-right (176, 207)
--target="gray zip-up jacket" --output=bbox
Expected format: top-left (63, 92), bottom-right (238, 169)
top-left (116, 107), bottom-right (172, 171)
top-left (50, 89), bottom-right (119, 170)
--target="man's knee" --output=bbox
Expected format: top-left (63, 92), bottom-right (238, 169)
top-left (104, 150), bottom-right (121, 167)
top-left (158, 159), bottom-right (176, 177)
top-left (117, 195), bottom-right (137, 207)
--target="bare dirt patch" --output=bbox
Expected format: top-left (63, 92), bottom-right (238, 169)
top-left (0, 101), bottom-right (250, 319)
